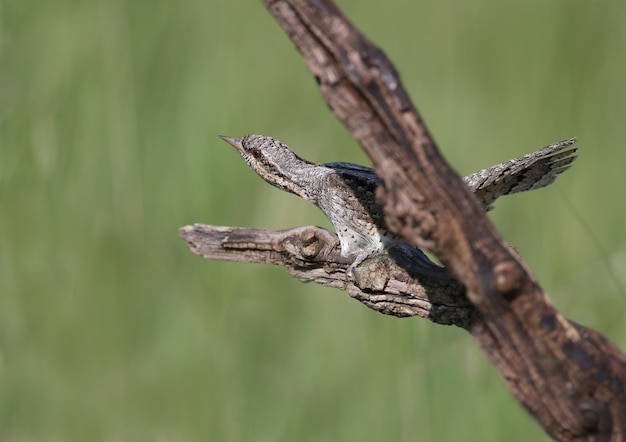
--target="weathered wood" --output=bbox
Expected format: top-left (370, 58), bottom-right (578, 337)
top-left (256, 1), bottom-right (626, 440)
top-left (179, 0), bottom-right (626, 440)
top-left (179, 224), bottom-right (477, 326)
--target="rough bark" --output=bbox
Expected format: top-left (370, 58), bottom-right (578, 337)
top-left (180, 224), bottom-right (477, 326)
top-left (181, 1), bottom-right (626, 440)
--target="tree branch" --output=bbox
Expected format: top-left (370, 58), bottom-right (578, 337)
top-left (180, 224), bottom-right (477, 327)
top-left (179, 1), bottom-right (626, 439)
top-left (253, 1), bottom-right (626, 439)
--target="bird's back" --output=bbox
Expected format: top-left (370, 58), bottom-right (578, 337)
top-left (317, 162), bottom-right (396, 257)
top-left (316, 138), bottom-right (577, 256)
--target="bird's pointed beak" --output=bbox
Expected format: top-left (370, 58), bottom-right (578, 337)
top-left (219, 135), bottom-right (244, 154)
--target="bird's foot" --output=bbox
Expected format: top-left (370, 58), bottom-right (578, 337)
top-left (346, 251), bottom-right (370, 283)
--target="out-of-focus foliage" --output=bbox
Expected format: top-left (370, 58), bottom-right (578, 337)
top-left (1, 0), bottom-right (624, 440)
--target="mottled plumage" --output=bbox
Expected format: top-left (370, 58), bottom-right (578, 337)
top-left (220, 135), bottom-right (577, 257)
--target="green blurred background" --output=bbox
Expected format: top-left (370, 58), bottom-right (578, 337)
top-left (1, 0), bottom-right (625, 440)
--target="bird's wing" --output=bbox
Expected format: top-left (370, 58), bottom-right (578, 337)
top-left (463, 138), bottom-right (578, 210)
top-left (325, 138), bottom-right (577, 213)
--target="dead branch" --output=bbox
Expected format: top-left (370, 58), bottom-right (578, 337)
top-left (180, 223), bottom-right (477, 326)
top-left (256, 1), bottom-right (626, 440)
top-left (181, 0), bottom-right (626, 439)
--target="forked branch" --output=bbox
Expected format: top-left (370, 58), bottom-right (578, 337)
top-left (256, 1), bottom-right (626, 439)
top-left (181, 0), bottom-right (626, 440)
top-left (180, 223), bottom-right (476, 326)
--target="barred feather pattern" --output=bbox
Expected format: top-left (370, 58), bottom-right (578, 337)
top-left (222, 135), bottom-right (578, 257)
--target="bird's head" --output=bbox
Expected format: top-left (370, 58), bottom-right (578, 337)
top-left (220, 134), bottom-right (317, 201)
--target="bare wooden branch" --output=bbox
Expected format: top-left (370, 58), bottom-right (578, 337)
top-left (252, 1), bottom-right (626, 440)
top-left (179, 0), bottom-right (626, 439)
top-left (180, 224), bottom-right (477, 326)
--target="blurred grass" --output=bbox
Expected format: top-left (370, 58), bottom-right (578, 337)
top-left (1, 0), bottom-right (625, 440)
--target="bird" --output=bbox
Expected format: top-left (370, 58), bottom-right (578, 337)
top-left (220, 134), bottom-right (577, 259)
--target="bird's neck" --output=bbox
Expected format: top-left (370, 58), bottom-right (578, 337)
top-left (278, 161), bottom-right (330, 203)
top-left (252, 155), bottom-right (328, 203)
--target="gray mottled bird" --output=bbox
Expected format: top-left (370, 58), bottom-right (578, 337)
top-left (220, 135), bottom-right (577, 259)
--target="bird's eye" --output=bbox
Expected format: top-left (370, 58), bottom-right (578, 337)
top-left (250, 149), bottom-right (265, 162)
